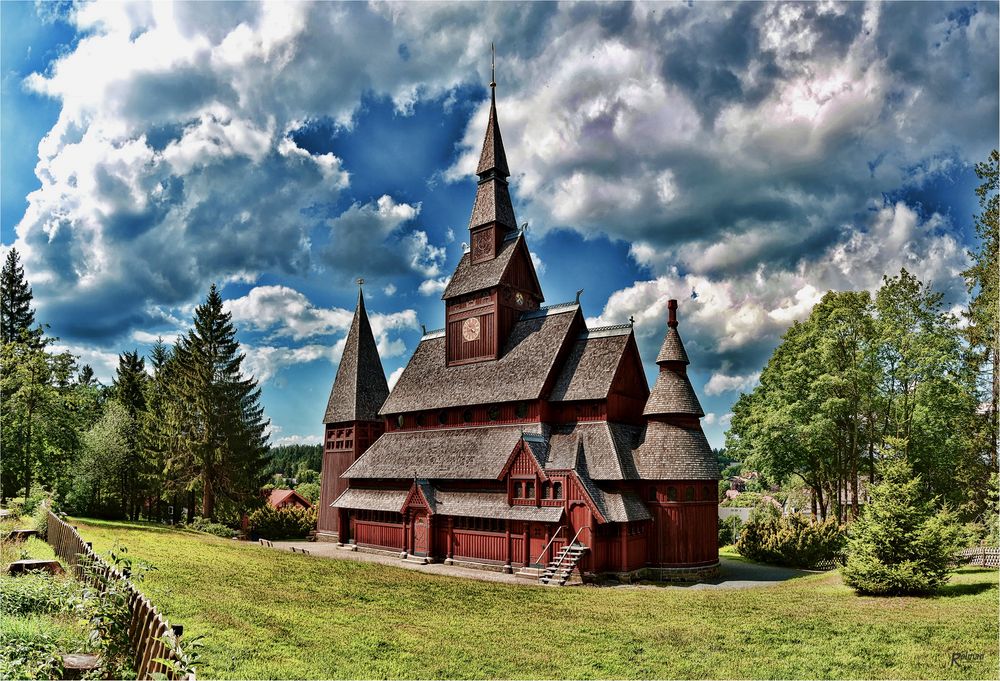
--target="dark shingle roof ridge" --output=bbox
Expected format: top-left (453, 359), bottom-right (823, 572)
top-left (323, 289), bottom-right (389, 423)
top-left (521, 301), bottom-right (579, 319)
top-left (420, 328), bottom-right (445, 340)
top-left (580, 324), bottom-right (632, 339)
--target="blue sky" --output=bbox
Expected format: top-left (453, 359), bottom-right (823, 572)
top-left (2, 1), bottom-right (997, 448)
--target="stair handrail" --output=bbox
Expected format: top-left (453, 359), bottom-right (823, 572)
top-left (534, 525), bottom-right (565, 566)
top-left (542, 526), bottom-right (589, 581)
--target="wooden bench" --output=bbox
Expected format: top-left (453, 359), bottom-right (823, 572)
top-left (3, 528), bottom-right (40, 542)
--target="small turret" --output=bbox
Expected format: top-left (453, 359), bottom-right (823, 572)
top-left (317, 284), bottom-right (389, 541)
top-left (643, 300), bottom-right (703, 420)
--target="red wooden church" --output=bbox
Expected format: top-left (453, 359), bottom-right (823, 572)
top-left (316, 81), bottom-right (719, 583)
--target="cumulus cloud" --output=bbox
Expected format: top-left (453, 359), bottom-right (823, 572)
top-left (418, 277), bottom-right (451, 296)
top-left (589, 201), bottom-right (969, 378)
top-left (273, 433), bottom-right (323, 447)
top-left (241, 342), bottom-right (343, 384)
top-left (705, 369), bottom-right (762, 396)
top-left (387, 366), bottom-right (405, 391)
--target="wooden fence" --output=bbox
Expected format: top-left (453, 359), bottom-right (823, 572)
top-left (45, 511), bottom-right (194, 680)
top-left (956, 546), bottom-right (1000, 568)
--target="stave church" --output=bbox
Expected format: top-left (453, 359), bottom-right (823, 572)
top-left (316, 75), bottom-right (719, 584)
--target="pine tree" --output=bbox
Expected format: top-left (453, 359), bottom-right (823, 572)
top-left (142, 338), bottom-right (176, 521)
top-left (842, 457), bottom-right (962, 595)
top-left (172, 285), bottom-right (269, 519)
top-left (78, 364), bottom-right (96, 388)
top-left (962, 149), bottom-right (999, 471)
top-left (111, 350), bottom-right (149, 518)
top-left (1, 247), bottom-right (37, 344)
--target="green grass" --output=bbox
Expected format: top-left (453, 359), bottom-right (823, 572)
top-left (72, 517), bottom-right (998, 680)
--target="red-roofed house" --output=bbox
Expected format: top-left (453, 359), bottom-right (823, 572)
top-left (267, 489), bottom-right (313, 511)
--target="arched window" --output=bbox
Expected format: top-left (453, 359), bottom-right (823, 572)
top-left (396, 414), bottom-right (404, 429)
top-left (553, 482), bottom-right (563, 499)
top-left (525, 481), bottom-right (535, 499)
top-left (684, 486), bottom-right (695, 502)
top-left (667, 486), bottom-right (678, 501)
top-left (702, 486), bottom-right (712, 501)
top-left (648, 486), bottom-right (657, 502)
top-left (542, 482), bottom-right (551, 499)
top-left (514, 483), bottom-right (523, 499)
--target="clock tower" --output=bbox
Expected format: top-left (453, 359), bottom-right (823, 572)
top-left (441, 65), bottom-right (543, 366)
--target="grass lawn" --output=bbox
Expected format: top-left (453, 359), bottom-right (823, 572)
top-left (72, 517), bottom-right (998, 680)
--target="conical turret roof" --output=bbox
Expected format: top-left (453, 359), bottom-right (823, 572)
top-left (643, 299), bottom-right (703, 418)
top-left (323, 288), bottom-right (389, 423)
top-left (476, 94), bottom-right (510, 178)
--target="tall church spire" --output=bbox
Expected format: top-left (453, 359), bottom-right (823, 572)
top-left (468, 44), bottom-right (517, 259)
top-left (323, 283), bottom-right (389, 423)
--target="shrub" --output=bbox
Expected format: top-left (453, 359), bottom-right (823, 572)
top-left (0, 574), bottom-right (82, 617)
top-left (736, 512), bottom-right (845, 568)
top-left (0, 615), bottom-right (65, 680)
top-left (184, 516), bottom-right (238, 538)
top-left (718, 515), bottom-right (743, 546)
top-left (842, 458), bottom-right (963, 596)
top-left (247, 505), bottom-right (316, 540)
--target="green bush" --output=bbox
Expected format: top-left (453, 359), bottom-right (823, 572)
top-left (718, 515), bottom-right (743, 546)
top-left (247, 505), bottom-right (316, 540)
top-left (0, 574), bottom-right (82, 617)
top-left (0, 615), bottom-right (66, 680)
top-left (736, 512), bottom-right (845, 568)
top-left (184, 517), bottom-right (238, 538)
top-left (842, 458), bottom-right (963, 596)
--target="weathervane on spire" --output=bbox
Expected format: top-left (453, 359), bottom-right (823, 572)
top-left (490, 41), bottom-right (496, 92)
top-left (356, 277), bottom-right (365, 287)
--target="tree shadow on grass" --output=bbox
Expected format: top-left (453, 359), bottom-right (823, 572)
top-left (935, 580), bottom-right (998, 598)
top-left (70, 517), bottom-right (184, 535)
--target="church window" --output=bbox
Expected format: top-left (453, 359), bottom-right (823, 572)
top-left (702, 486), bottom-right (712, 501)
top-left (396, 414), bottom-right (404, 429)
top-left (667, 486), bottom-right (678, 501)
top-left (438, 411), bottom-right (449, 425)
top-left (525, 481), bottom-right (535, 499)
top-left (553, 482), bottom-right (563, 499)
top-left (514, 483), bottom-right (523, 499)
top-left (685, 486), bottom-right (695, 502)
top-left (542, 482), bottom-right (551, 499)
top-left (488, 406), bottom-right (500, 422)
top-left (648, 487), bottom-right (657, 502)
top-left (462, 409), bottom-right (474, 423)
top-left (515, 402), bottom-right (529, 419)
top-left (415, 413), bottom-right (426, 427)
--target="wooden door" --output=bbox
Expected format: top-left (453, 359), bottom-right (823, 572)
top-left (412, 514), bottom-right (429, 556)
top-left (528, 524), bottom-right (548, 566)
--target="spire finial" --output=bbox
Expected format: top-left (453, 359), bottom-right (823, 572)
top-left (356, 277), bottom-right (365, 288)
top-left (490, 42), bottom-right (496, 94)
top-left (667, 299), bottom-right (678, 328)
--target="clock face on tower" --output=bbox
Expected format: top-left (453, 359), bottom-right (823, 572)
top-left (462, 317), bottom-right (481, 341)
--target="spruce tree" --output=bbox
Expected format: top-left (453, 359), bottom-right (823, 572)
top-left (112, 350), bottom-right (148, 518)
top-left (172, 285), bottom-right (269, 519)
top-left (842, 457), bottom-right (962, 595)
top-left (1, 248), bottom-right (37, 343)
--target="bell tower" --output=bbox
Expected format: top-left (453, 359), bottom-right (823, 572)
top-left (441, 46), bottom-right (543, 366)
top-left (316, 283), bottom-right (389, 541)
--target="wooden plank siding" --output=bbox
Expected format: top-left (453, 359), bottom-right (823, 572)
top-left (45, 510), bottom-right (193, 680)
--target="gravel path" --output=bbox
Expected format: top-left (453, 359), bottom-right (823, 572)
top-left (266, 540), bottom-right (821, 589)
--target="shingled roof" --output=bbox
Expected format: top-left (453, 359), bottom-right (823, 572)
top-left (442, 231), bottom-right (522, 300)
top-left (469, 177), bottom-right (517, 231)
top-left (642, 369), bottom-right (704, 417)
top-left (343, 425), bottom-right (528, 479)
top-left (379, 304), bottom-right (580, 414)
top-left (548, 329), bottom-right (634, 402)
top-left (476, 94), bottom-right (510, 178)
top-left (323, 289), bottom-right (389, 423)
top-left (655, 327), bottom-right (690, 364)
top-left (631, 421), bottom-right (719, 480)
top-left (432, 490), bottom-right (563, 522)
top-left (543, 422), bottom-right (642, 480)
top-left (331, 488), bottom-right (408, 512)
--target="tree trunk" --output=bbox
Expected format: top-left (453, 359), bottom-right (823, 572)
top-left (186, 489), bottom-right (195, 523)
top-left (202, 474), bottom-right (215, 520)
top-left (992, 344), bottom-right (999, 470)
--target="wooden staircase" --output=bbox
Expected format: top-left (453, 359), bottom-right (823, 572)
top-left (539, 542), bottom-right (588, 586)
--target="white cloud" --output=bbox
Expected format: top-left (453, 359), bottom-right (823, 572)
top-left (50, 342), bottom-right (119, 384)
top-left (383, 283), bottom-right (397, 297)
top-left (242, 342), bottom-right (343, 384)
top-left (418, 277), bottom-right (450, 296)
top-left (705, 370), bottom-right (762, 396)
top-left (273, 433), bottom-right (323, 447)
top-left (387, 366), bottom-right (405, 391)
top-left (529, 251), bottom-right (546, 275)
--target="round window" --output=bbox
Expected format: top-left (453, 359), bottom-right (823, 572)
top-left (667, 486), bottom-right (678, 501)
top-left (462, 409), bottom-right (474, 423)
top-left (515, 403), bottom-right (529, 419)
top-left (415, 413), bottom-right (426, 427)
top-left (488, 406), bottom-right (500, 421)
top-left (438, 411), bottom-right (449, 425)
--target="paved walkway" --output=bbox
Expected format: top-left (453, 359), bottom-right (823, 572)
top-left (265, 540), bottom-right (819, 589)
